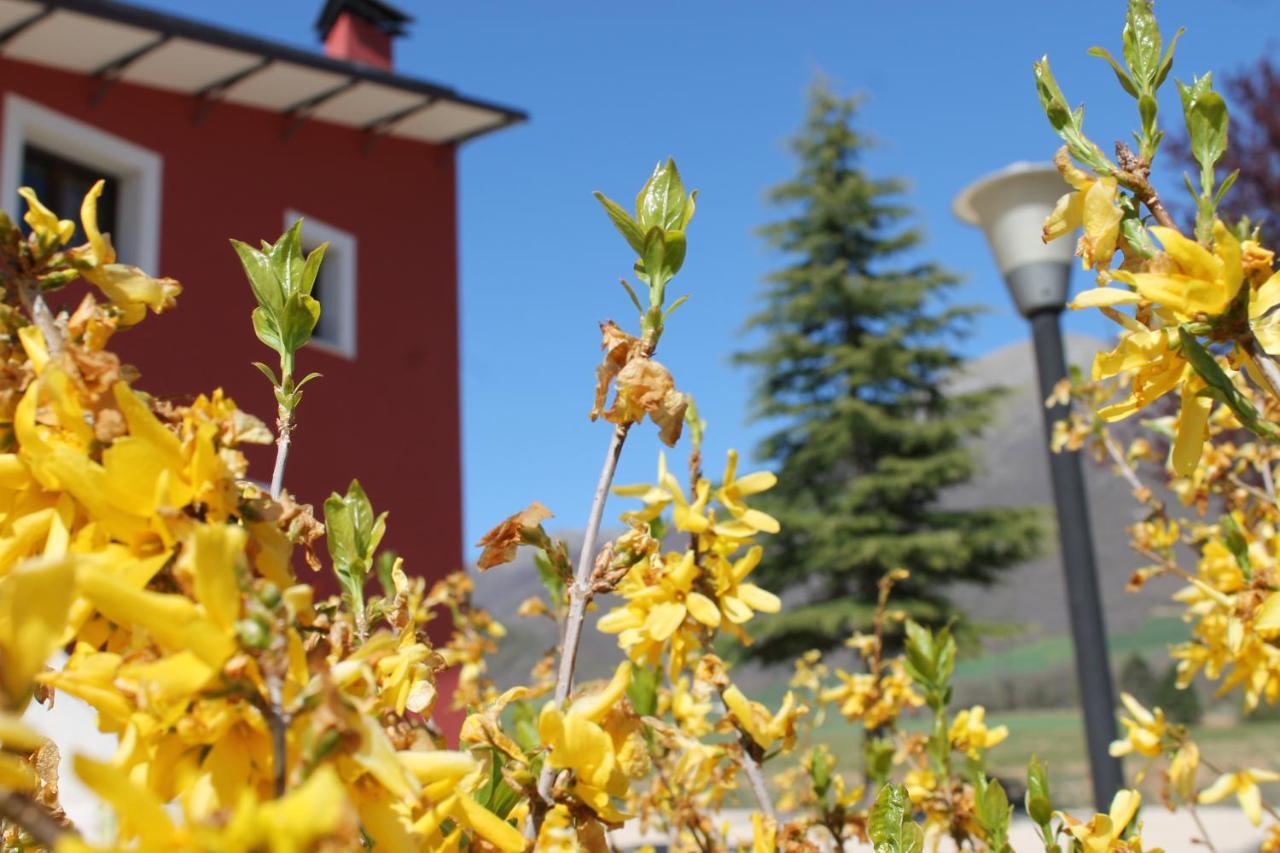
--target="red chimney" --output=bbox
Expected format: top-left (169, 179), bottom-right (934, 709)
top-left (316, 0), bottom-right (412, 71)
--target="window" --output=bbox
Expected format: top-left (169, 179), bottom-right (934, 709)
top-left (287, 211), bottom-right (357, 358)
top-left (1, 94), bottom-right (161, 271)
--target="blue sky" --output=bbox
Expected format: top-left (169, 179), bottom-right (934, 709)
top-left (139, 0), bottom-right (1279, 555)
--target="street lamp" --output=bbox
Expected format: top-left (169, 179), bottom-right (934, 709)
top-left (954, 162), bottom-right (1124, 812)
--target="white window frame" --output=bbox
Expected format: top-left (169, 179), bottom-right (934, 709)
top-left (287, 210), bottom-right (357, 359)
top-left (1, 94), bottom-right (162, 273)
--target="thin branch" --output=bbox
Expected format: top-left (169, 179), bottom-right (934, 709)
top-left (735, 732), bottom-right (777, 821)
top-left (534, 421), bottom-right (631, 817)
top-left (1185, 802), bottom-right (1219, 853)
top-left (269, 407), bottom-right (292, 500)
top-left (0, 789), bottom-right (72, 848)
top-left (1114, 143), bottom-right (1177, 230)
top-left (16, 278), bottom-right (62, 357)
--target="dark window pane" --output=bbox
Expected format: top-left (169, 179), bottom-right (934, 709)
top-left (18, 146), bottom-right (118, 247)
top-left (306, 244), bottom-right (340, 345)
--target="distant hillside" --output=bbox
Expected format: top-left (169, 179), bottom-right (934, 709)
top-left (471, 332), bottom-right (1181, 687)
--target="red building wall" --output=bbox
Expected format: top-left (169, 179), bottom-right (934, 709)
top-left (0, 56), bottom-right (464, 592)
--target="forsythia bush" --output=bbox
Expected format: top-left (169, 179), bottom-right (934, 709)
top-left (0, 2), bottom-right (1276, 851)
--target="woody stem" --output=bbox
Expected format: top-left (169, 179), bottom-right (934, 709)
top-left (16, 278), bottom-right (62, 357)
top-left (534, 421), bottom-right (631, 821)
top-left (270, 405), bottom-right (292, 500)
top-left (0, 789), bottom-right (70, 848)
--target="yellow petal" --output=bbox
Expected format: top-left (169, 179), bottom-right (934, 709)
top-left (75, 755), bottom-right (177, 847)
top-left (685, 592), bottom-right (721, 627)
top-left (1171, 379), bottom-right (1212, 476)
top-left (396, 750), bottom-right (478, 783)
top-left (0, 555), bottom-right (77, 702)
top-left (1239, 780), bottom-right (1264, 826)
top-left (1081, 178), bottom-right (1122, 268)
top-left (18, 186), bottom-right (74, 245)
top-left (1069, 288), bottom-right (1142, 310)
top-left (570, 661), bottom-right (631, 723)
top-left (1151, 226), bottom-right (1218, 282)
top-left (1252, 271), bottom-right (1280, 322)
top-left (736, 584), bottom-right (781, 614)
top-left (119, 651), bottom-right (216, 706)
top-left (456, 794), bottom-right (525, 853)
top-left (732, 470), bottom-right (777, 496)
top-left (1197, 772), bottom-right (1238, 805)
top-left (645, 600), bottom-right (686, 641)
top-left (79, 179), bottom-right (114, 266)
top-left (1043, 190), bottom-right (1084, 243)
top-left (181, 524), bottom-right (247, 632)
top-left (77, 564), bottom-right (234, 669)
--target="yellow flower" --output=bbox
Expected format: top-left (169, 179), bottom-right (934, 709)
top-left (539, 662), bottom-right (635, 822)
top-left (1111, 222), bottom-right (1243, 318)
top-left (714, 450), bottom-right (779, 535)
top-left (721, 684), bottom-right (806, 751)
top-left (598, 551), bottom-right (717, 665)
top-left (18, 186), bottom-right (74, 247)
top-left (614, 452), bottom-right (710, 533)
top-left (1169, 741), bottom-right (1200, 802)
top-left (1042, 147), bottom-right (1123, 270)
top-left (1198, 767), bottom-right (1280, 826)
top-left (705, 544), bottom-right (781, 624)
top-left (76, 181), bottom-right (180, 325)
top-left (1059, 788), bottom-right (1144, 853)
top-left (948, 706), bottom-right (1008, 757)
top-left (1109, 692), bottom-right (1167, 758)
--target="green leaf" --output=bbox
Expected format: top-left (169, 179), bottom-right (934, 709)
top-left (251, 306), bottom-right (284, 354)
top-left (809, 746), bottom-right (832, 798)
top-left (1178, 327), bottom-right (1280, 441)
top-left (867, 784), bottom-right (911, 852)
top-left (618, 279), bottom-right (644, 314)
top-left (1121, 0), bottom-right (1161, 86)
top-left (1032, 58), bottom-right (1111, 173)
top-left (1188, 90), bottom-right (1228, 176)
top-left (231, 239), bottom-right (283, 314)
top-left (301, 241), bottom-right (329, 297)
top-left (1221, 514), bottom-right (1252, 579)
top-left (635, 158), bottom-right (688, 233)
top-left (269, 220), bottom-right (305, 299)
top-left (280, 293), bottom-right (321, 354)
top-left (324, 480), bottom-right (388, 614)
top-left (374, 550), bottom-right (399, 598)
top-left (251, 361), bottom-right (280, 387)
top-left (1154, 27), bottom-right (1185, 89)
top-left (594, 192), bottom-right (646, 256)
top-left (663, 229), bottom-right (687, 277)
top-left (1087, 46), bottom-right (1139, 97)
top-left (1026, 753), bottom-right (1054, 828)
top-left (975, 776), bottom-right (1012, 850)
top-left (864, 737), bottom-right (895, 787)
top-left (626, 665), bottom-right (660, 717)
top-left (532, 548), bottom-right (565, 607)
top-left (295, 371), bottom-right (323, 391)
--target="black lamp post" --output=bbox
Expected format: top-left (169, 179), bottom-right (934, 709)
top-left (954, 163), bottom-right (1124, 812)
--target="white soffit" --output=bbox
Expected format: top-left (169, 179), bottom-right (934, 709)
top-left (5, 9), bottom-right (154, 72)
top-left (311, 80), bottom-right (421, 127)
top-left (223, 62), bottom-right (345, 111)
top-left (122, 37), bottom-right (258, 93)
top-left (0, 0), bottom-right (40, 31)
top-left (396, 100), bottom-right (502, 143)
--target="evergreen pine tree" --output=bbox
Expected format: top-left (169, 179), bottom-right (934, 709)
top-left (736, 84), bottom-right (1043, 661)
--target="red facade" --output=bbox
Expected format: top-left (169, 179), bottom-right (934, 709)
top-left (0, 53), bottom-right (464, 590)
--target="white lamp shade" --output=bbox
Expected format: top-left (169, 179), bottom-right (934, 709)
top-left (953, 162), bottom-right (1076, 276)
